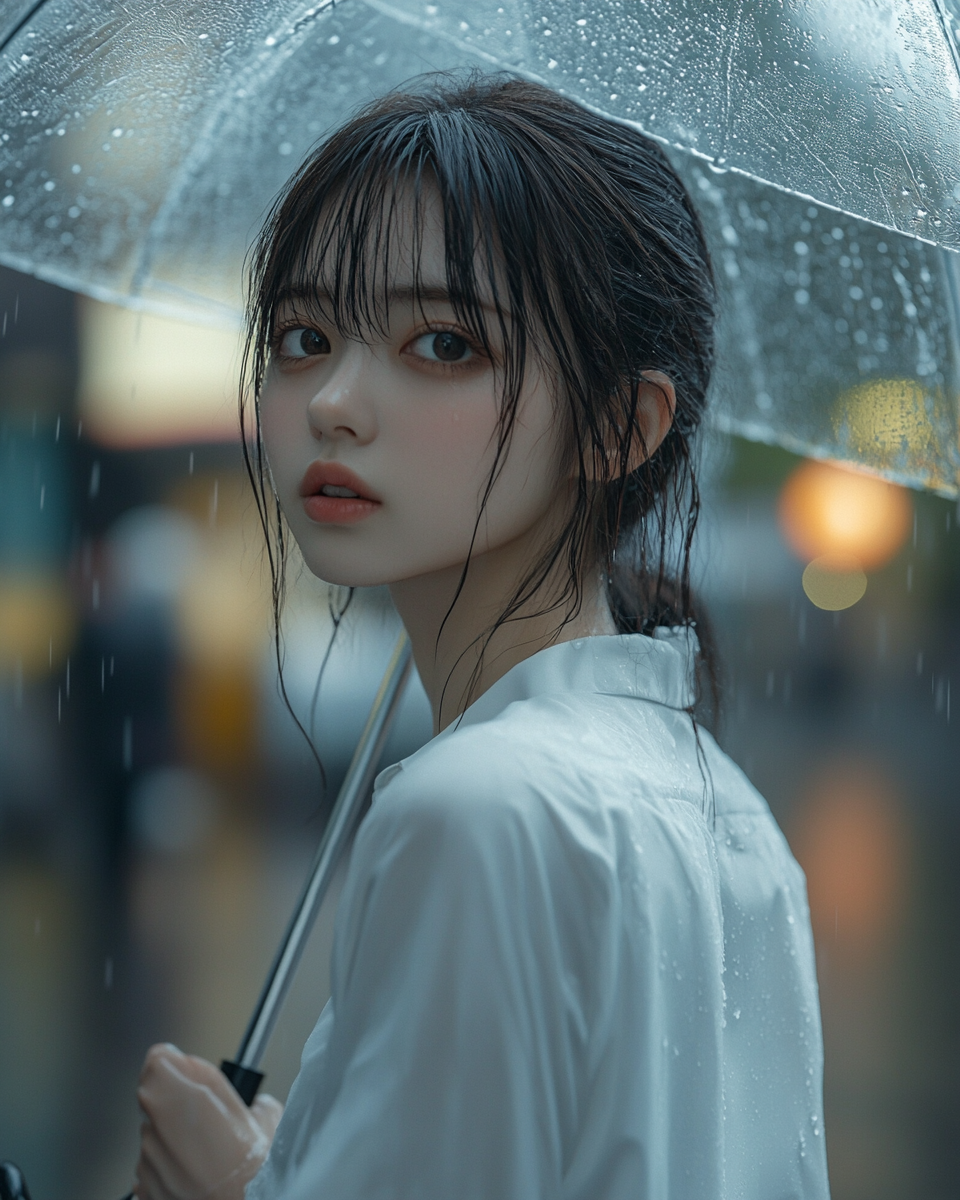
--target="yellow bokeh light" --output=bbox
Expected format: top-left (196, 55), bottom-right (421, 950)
top-left (801, 555), bottom-right (868, 611)
top-left (79, 299), bottom-right (241, 447)
top-left (0, 574), bottom-right (76, 677)
top-left (833, 377), bottom-right (935, 468)
top-left (778, 458), bottom-right (912, 571)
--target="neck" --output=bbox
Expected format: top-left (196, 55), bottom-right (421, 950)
top-left (389, 545), bottom-right (616, 735)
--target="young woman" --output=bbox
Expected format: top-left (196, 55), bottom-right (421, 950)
top-left (134, 75), bottom-right (829, 1200)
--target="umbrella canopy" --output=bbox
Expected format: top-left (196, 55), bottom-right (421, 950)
top-left (1, 0), bottom-right (959, 492)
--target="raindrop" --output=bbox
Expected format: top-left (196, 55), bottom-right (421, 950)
top-left (111, 127), bottom-right (123, 138)
top-left (71, 163), bottom-right (81, 174)
top-left (2, 195), bottom-right (14, 208)
top-left (43, 179), bottom-right (55, 192)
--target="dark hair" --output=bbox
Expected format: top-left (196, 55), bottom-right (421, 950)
top-left (241, 72), bottom-right (717, 727)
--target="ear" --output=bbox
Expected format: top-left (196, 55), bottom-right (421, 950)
top-left (581, 371), bottom-right (676, 481)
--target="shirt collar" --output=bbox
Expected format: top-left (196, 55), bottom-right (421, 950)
top-left (452, 626), bottom-right (699, 732)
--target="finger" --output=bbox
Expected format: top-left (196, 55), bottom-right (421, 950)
top-left (139, 1052), bottom-right (230, 1128)
top-left (135, 1143), bottom-right (179, 1200)
top-left (139, 1123), bottom-right (195, 1200)
top-left (251, 1095), bottom-right (284, 1141)
top-left (139, 1043), bottom-right (182, 1087)
top-left (174, 1054), bottom-right (250, 1120)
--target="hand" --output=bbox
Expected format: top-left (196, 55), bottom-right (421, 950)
top-left (134, 1044), bottom-right (283, 1200)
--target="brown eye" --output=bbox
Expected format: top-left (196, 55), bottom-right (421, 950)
top-left (431, 332), bottom-right (469, 361)
top-left (279, 327), bottom-right (330, 358)
top-left (410, 330), bottom-right (473, 364)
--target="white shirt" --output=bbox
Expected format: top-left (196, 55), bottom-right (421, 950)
top-left (247, 630), bottom-right (830, 1200)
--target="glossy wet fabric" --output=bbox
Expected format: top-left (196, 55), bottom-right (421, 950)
top-left (246, 630), bottom-right (829, 1199)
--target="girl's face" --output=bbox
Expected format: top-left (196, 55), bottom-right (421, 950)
top-left (259, 194), bottom-right (571, 589)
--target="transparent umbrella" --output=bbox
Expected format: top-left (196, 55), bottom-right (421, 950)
top-left (1, 0), bottom-right (960, 492)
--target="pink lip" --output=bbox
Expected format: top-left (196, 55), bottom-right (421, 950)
top-left (298, 461), bottom-right (382, 526)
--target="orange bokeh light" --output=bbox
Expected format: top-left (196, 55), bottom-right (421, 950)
top-left (790, 759), bottom-right (907, 960)
top-left (778, 459), bottom-right (912, 570)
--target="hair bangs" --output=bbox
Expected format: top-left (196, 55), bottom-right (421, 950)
top-left (247, 102), bottom-right (553, 440)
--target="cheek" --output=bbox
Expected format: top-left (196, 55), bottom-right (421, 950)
top-left (386, 388), bottom-right (563, 550)
top-left (259, 389), bottom-right (302, 488)
top-left (390, 395), bottom-right (499, 502)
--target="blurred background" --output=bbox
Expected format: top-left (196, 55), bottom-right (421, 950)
top-left (0, 261), bottom-right (958, 1200)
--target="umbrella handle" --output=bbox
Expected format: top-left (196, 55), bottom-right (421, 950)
top-left (0, 1163), bottom-right (31, 1200)
top-left (230, 630), bottom-right (413, 1078)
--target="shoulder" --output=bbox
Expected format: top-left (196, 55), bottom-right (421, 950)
top-left (360, 708), bottom-right (581, 873)
top-left (360, 691), bottom-right (720, 900)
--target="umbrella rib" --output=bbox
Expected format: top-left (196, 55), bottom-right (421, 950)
top-left (128, 0), bottom-right (338, 306)
top-left (0, 0), bottom-right (52, 56)
top-left (930, 0), bottom-right (960, 89)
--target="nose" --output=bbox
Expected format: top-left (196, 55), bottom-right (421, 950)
top-left (306, 344), bottom-right (379, 445)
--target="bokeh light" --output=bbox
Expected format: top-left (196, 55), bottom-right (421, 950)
top-left (778, 458), bottom-right (912, 571)
top-left (832, 378), bottom-right (936, 471)
top-left (801, 556), bottom-right (868, 611)
top-left (78, 299), bottom-right (240, 447)
top-left (791, 759), bottom-right (907, 961)
top-left (0, 574), bottom-right (76, 676)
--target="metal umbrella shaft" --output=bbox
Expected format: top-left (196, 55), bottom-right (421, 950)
top-left (107, 633), bottom-right (413, 1200)
top-left (221, 630), bottom-right (413, 1104)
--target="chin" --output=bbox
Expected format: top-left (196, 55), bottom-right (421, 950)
top-left (300, 544), bottom-right (471, 590)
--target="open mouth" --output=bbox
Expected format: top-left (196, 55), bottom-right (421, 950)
top-left (320, 484), bottom-right (360, 498)
top-left (299, 461), bottom-right (381, 525)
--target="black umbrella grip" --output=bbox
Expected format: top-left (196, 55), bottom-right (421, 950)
top-left (219, 1059), bottom-right (265, 1106)
top-left (0, 1163), bottom-right (31, 1200)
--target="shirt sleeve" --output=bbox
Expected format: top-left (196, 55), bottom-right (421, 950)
top-left (278, 738), bottom-right (603, 1200)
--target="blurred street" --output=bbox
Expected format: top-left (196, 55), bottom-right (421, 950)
top-left (0, 268), bottom-right (958, 1200)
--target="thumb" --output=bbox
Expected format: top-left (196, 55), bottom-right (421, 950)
top-left (250, 1094), bottom-right (284, 1141)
